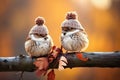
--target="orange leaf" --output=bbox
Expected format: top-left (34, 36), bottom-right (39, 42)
top-left (36, 69), bottom-right (46, 76)
top-left (49, 46), bottom-right (61, 63)
top-left (47, 69), bottom-right (55, 80)
top-left (76, 53), bottom-right (88, 61)
top-left (33, 57), bottom-right (49, 70)
top-left (33, 57), bottom-right (49, 77)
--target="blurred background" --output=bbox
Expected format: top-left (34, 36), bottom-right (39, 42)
top-left (0, 0), bottom-right (120, 80)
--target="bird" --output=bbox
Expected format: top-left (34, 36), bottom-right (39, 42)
top-left (25, 16), bottom-right (53, 58)
top-left (24, 17), bottom-right (53, 76)
top-left (59, 11), bottom-right (89, 70)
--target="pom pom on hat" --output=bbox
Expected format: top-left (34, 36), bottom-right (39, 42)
top-left (66, 12), bottom-right (77, 20)
top-left (35, 17), bottom-right (45, 25)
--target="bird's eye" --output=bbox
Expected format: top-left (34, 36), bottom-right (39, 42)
top-left (63, 32), bottom-right (66, 35)
top-left (44, 37), bottom-right (48, 40)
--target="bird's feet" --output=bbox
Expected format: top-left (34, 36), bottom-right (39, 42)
top-left (76, 52), bottom-right (88, 61)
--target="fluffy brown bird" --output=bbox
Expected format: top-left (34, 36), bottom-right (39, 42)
top-left (59, 11), bottom-right (89, 70)
top-left (25, 17), bottom-right (53, 58)
top-left (61, 12), bottom-right (89, 52)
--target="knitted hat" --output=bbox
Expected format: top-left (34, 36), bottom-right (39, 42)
top-left (61, 12), bottom-right (84, 30)
top-left (29, 17), bottom-right (49, 35)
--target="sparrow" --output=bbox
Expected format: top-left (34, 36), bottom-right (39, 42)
top-left (24, 17), bottom-right (53, 76)
top-left (25, 17), bottom-right (53, 58)
top-left (59, 11), bottom-right (89, 70)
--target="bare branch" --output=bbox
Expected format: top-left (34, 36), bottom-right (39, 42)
top-left (0, 52), bottom-right (120, 72)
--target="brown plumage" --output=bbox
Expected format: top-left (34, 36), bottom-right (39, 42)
top-left (25, 16), bottom-right (53, 57)
top-left (59, 11), bottom-right (89, 70)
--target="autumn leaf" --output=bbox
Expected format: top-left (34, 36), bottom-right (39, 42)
top-left (35, 69), bottom-right (46, 76)
top-left (58, 56), bottom-right (68, 71)
top-left (33, 57), bottom-right (49, 76)
top-left (49, 46), bottom-right (61, 63)
top-left (47, 69), bottom-right (55, 80)
top-left (76, 53), bottom-right (88, 61)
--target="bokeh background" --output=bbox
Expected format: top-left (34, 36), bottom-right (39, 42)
top-left (0, 0), bottom-right (120, 80)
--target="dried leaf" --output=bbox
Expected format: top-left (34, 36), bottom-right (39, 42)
top-left (58, 65), bottom-right (64, 71)
top-left (76, 53), bottom-right (88, 61)
top-left (49, 46), bottom-right (61, 63)
top-left (47, 70), bottom-right (55, 80)
top-left (58, 56), bottom-right (68, 71)
top-left (33, 57), bottom-right (49, 77)
top-left (36, 69), bottom-right (46, 76)
top-left (51, 46), bottom-right (61, 58)
top-left (60, 56), bottom-right (68, 64)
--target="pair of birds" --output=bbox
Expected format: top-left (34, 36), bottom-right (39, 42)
top-left (25, 12), bottom-right (89, 70)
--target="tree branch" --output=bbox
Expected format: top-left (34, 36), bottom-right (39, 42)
top-left (0, 52), bottom-right (120, 72)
